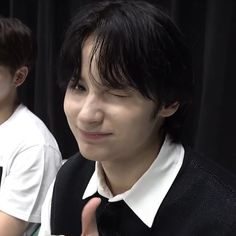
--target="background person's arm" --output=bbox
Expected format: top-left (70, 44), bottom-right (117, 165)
top-left (0, 211), bottom-right (28, 236)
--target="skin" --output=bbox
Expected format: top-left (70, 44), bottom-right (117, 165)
top-left (64, 38), bottom-right (178, 195)
top-left (0, 212), bottom-right (28, 236)
top-left (81, 198), bottom-right (101, 236)
top-left (64, 38), bottom-right (179, 234)
top-left (0, 65), bottom-right (29, 235)
top-left (0, 65), bottom-right (28, 125)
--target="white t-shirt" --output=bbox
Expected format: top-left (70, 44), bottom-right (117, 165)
top-left (0, 104), bottom-right (62, 235)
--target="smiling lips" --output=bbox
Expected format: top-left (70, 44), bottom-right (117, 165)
top-left (79, 128), bottom-right (112, 141)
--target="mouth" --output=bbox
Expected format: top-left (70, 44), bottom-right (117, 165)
top-left (79, 128), bottom-right (112, 141)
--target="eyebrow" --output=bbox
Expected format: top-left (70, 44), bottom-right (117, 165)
top-left (79, 74), bottom-right (104, 89)
top-left (80, 73), bottom-right (134, 92)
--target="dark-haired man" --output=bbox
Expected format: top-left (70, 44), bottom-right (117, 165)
top-left (0, 17), bottom-right (62, 235)
top-left (39, 1), bottom-right (236, 235)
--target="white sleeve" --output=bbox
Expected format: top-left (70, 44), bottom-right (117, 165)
top-left (38, 180), bottom-right (66, 236)
top-left (38, 180), bottom-right (54, 236)
top-left (0, 144), bottom-right (62, 223)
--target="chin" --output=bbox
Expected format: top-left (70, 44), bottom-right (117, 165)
top-left (78, 143), bottom-right (108, 161)
top-left (80, 149), bottom-right (108, 162)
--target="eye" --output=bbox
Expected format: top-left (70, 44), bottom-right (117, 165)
top-left (110, 93), bottom-right (128, 98)
top-left (108, 90), bottom-right (130, 98)
top-left (68, 77), bottom-right (86, 92)
top-left (74, 84), bottom-right (86, 92)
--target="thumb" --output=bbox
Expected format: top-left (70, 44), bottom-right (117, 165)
top-left (81, 197), bottom-right (101, 236)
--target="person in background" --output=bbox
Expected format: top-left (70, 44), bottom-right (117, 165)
top-left (39, 1), bottom-right (236, 235)
top-left (0, 17), bottom-right (62, 236)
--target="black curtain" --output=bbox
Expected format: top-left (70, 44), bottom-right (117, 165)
top-left (1, 0), bottom-right (236, 175)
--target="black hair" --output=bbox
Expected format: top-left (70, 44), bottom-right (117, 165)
top-left (58, 0), bottom-right (194, 143)
top-left (0, 17), bottom-right (36, 74)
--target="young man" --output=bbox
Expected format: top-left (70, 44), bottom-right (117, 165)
top-left (0, 17), bottom-right (62, 235)
top-left (39, 1), bottom-right (236, 235)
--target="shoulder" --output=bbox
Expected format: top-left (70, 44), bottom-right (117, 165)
top-left (0, 105), bottom-right (61, 168)
top-left (184, 147), bottom-right (236, 195)
top-left (52, 152), bottom-right (95, 201)
top-left (157, 147), bottom-right (236, 231)
top-left (50, 153), bottom-right (95, 234)
top-left (10, 105), bottom-right (59, 148)
top-left (55, 152), bottom-right (95, 184)
top-left (176, 147), bottom-right (236, 216)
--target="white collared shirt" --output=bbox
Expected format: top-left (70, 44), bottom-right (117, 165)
top-left (39, 136), bottom-right (184, 235)
top-left (83, 136), bottom-right (184, 228)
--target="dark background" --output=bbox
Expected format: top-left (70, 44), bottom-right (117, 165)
top-left (1, 0), bottom-right (236, 175)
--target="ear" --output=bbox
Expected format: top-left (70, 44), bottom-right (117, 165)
top-left (13, 66), bottom-right (28, 87)
top-left (158, 101), bottom-right (179, 118)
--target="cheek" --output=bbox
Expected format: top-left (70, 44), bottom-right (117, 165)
top-left (63, 95), bottom-right (70, 117)
top-left (0, 81), bottom-right (12, 99)
top-left (119, 104), bottom-right (160, 139)
top-left (63, 93), bottom-right (79, 122)
top-left (115, 108), bottom-right (152, 134)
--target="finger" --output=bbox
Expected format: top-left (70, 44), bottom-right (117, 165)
top-left (81, 197), bottom-right (101, 236)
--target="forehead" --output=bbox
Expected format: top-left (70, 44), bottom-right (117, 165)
top-left (80, 38), bottom-right (124, 89)
top-left (81, 38), bottom-right (98, 76)
top-left (79, 37), bottom-right (150, 99)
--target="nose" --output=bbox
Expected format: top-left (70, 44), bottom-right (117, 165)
top-left (78, 93), bottom-right (104, 126)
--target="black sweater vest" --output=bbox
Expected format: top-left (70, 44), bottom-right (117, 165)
top-left (51, 149), bottom-right (236, 236)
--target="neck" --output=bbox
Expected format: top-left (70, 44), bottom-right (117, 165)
top-left (0, 96), bottom-right (19, 125)
top-left (101, 135), bottom-right (164, 196)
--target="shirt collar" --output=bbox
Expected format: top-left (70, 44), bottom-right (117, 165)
top-left (82, 136), bottom-right (184, 228)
